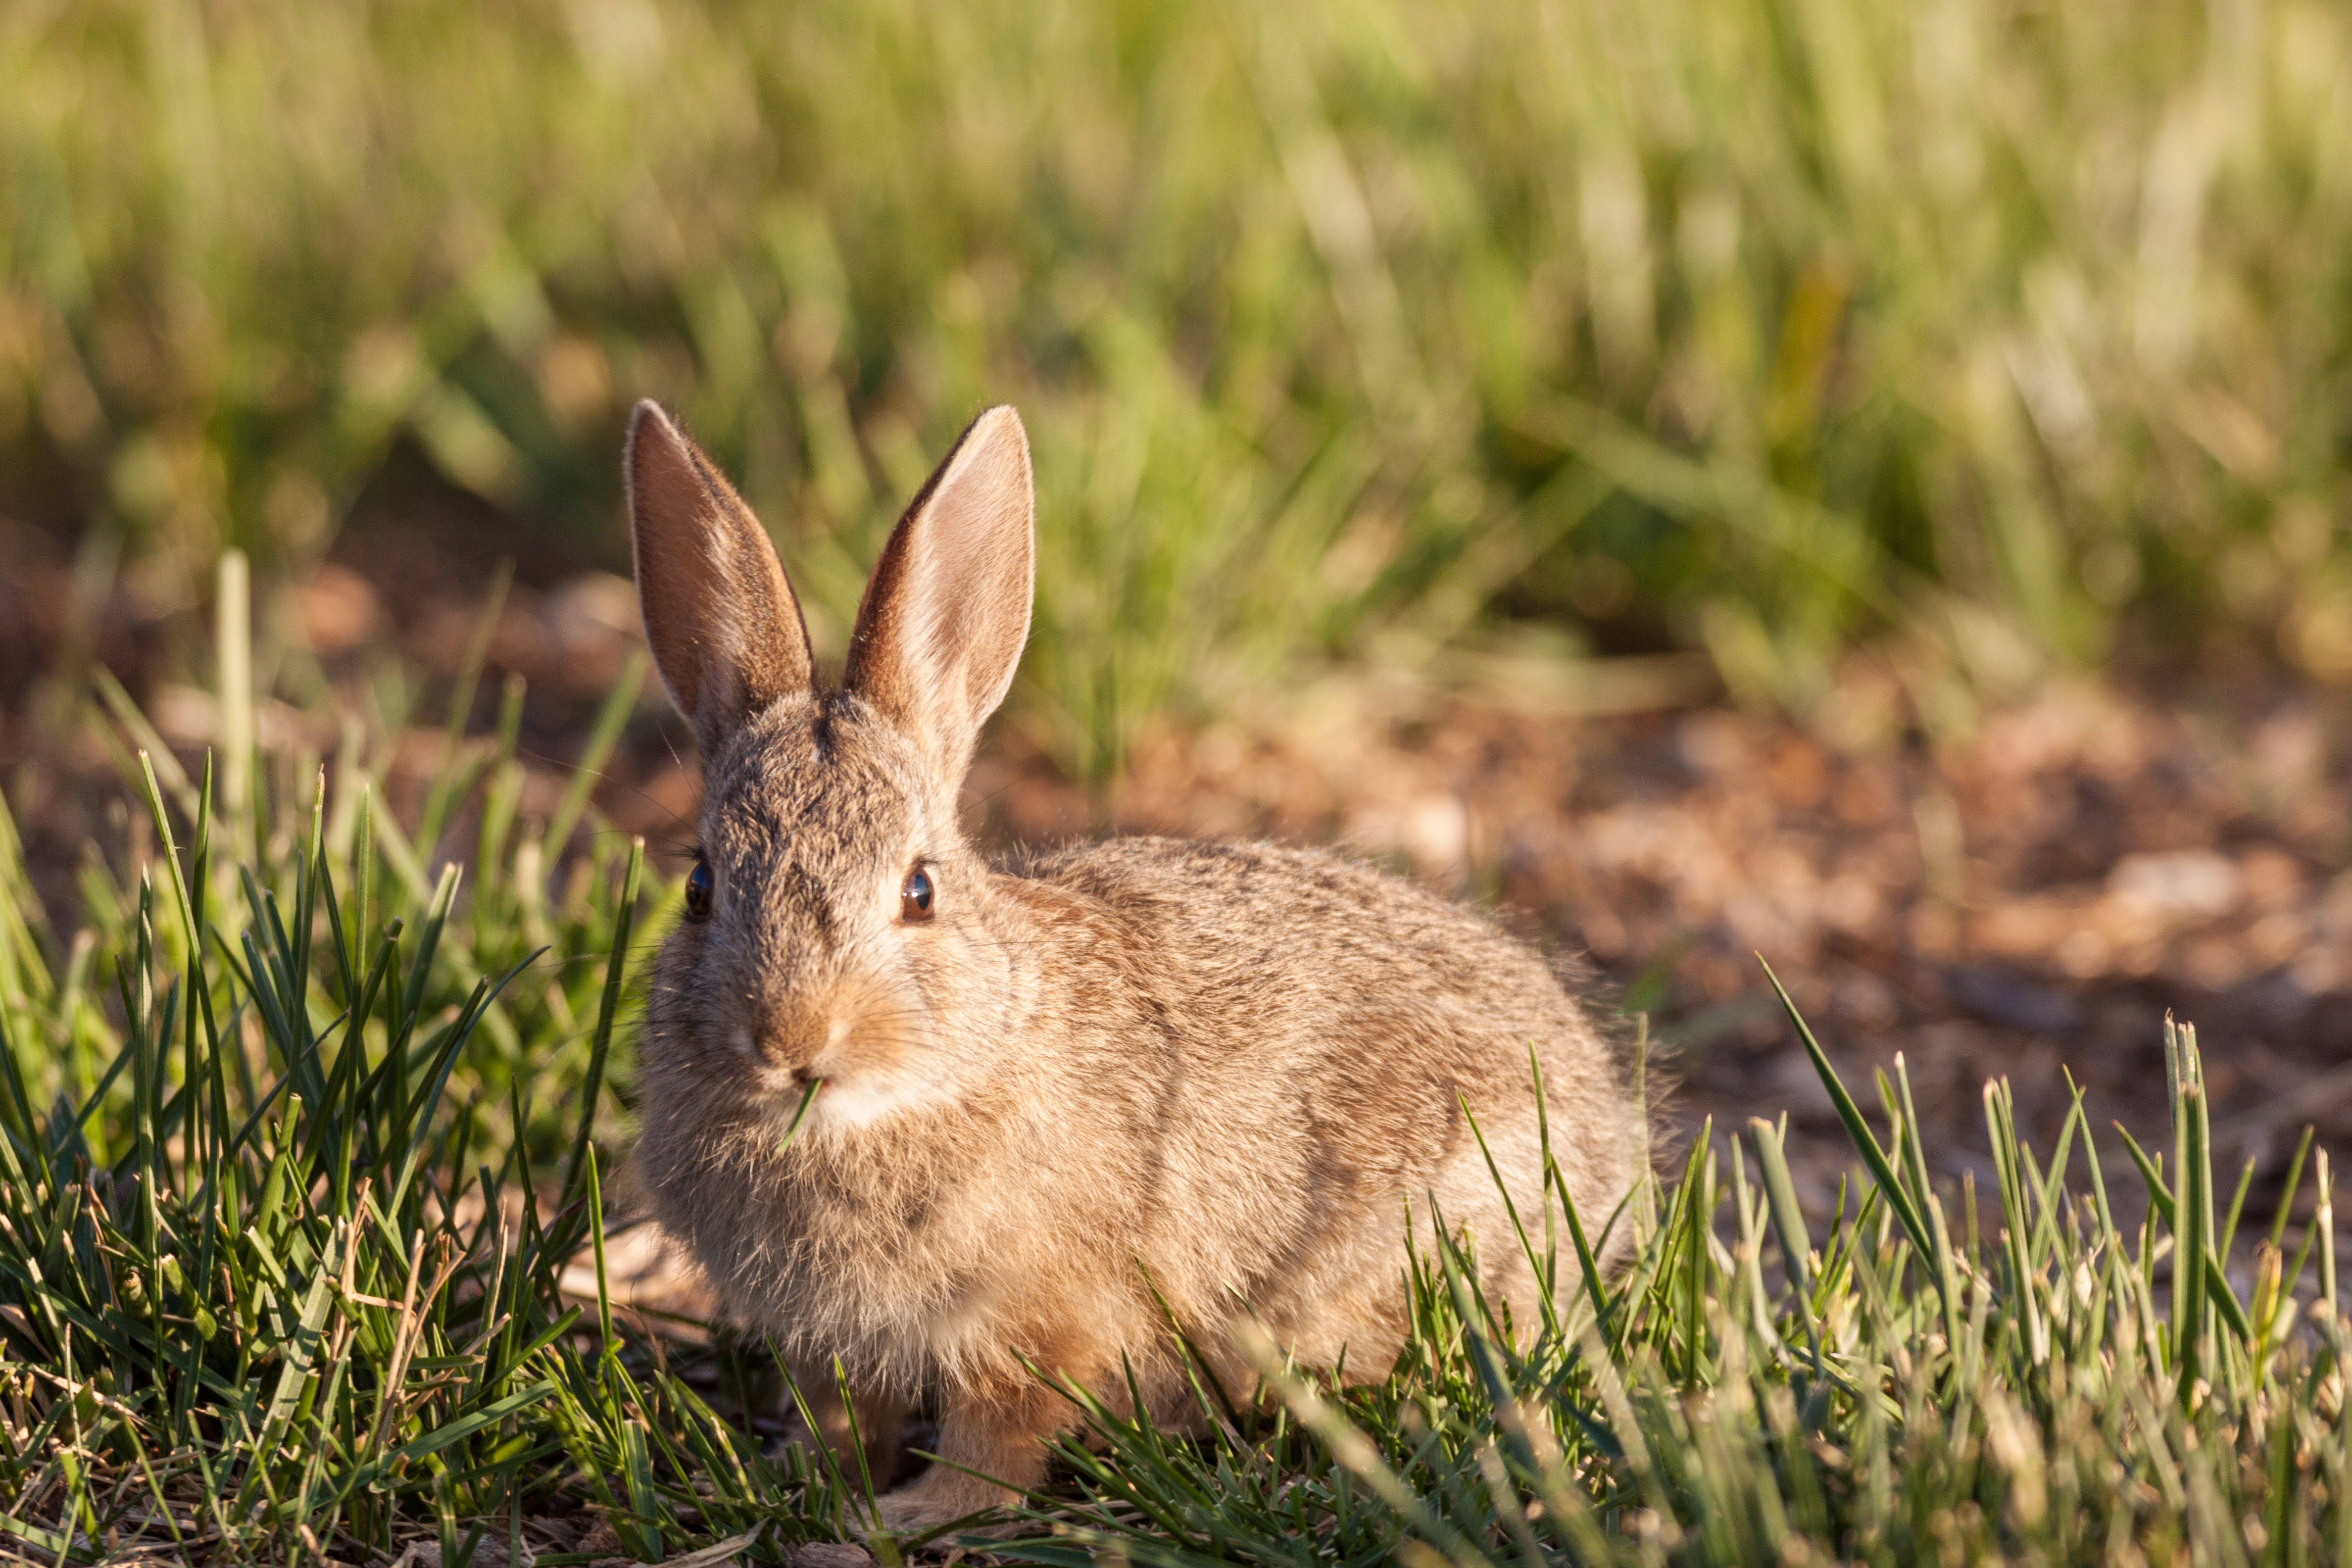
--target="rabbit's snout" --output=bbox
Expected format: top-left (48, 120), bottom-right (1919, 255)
top-left (738, 994), bottom-right (844, 1073)
top-left (741, 980), bottom-right (928, 1080)
top-left (733, 989), bottom-right (957, 1133)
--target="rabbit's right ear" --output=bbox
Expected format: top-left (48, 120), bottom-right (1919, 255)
top-left (843, 406), bottom-right (1033, 784)
top-left (627, 401), bottom-right (815, 756)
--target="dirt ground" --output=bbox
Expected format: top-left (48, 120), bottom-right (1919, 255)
top-left (7, 537), bottom-right (2352, 1248)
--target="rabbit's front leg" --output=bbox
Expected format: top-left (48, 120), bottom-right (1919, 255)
top-left (871, 1377), bottom-right (1067, 1534)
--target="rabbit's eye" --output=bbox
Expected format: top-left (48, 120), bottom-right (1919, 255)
top-left (901, 866), bottom-right (935, 922)
top-left (684, 860), bottom-right (714, 924)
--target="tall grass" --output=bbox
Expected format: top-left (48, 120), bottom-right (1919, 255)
top-left (7, 0), bottom-right (2352, 769)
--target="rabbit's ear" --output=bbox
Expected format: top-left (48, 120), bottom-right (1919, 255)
top-left (627, 400), bottom-right (815, 754)
top-left (843, 405), bottom-right (1034, 778)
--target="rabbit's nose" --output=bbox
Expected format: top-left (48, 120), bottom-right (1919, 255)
top-left (762, 1036), bottom-right (813, 1072)
top-left (749, 997), bottom-right (839, 1071)
top-left (772, 1015), bottom-right (851, 1072)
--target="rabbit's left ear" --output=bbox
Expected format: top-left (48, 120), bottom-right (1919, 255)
top-left (843, 405), bottom-right (1034, 780)
top-left (627, 400), bottom-right (816, 757)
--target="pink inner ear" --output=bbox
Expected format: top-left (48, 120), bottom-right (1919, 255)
top-left (915, 447), bottom-right (1034, 709)
top-left (844, 406), bottom-right (1034, 765)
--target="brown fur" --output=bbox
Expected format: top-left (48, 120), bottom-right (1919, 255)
top-left (624, 401), bottom-right (1649, 1532)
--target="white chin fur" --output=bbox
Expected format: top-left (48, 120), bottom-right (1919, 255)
top-left (798, 1060), bottom-right (959, 1133)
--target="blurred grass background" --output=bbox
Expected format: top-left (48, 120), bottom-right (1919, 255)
top-left (2, 0), bottom-right (2349, 774)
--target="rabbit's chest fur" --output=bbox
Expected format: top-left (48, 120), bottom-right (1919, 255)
top-left (635, 833), bottom-right (1639, 1396)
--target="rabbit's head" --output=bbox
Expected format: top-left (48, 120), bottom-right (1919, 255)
top-left (626, 401), bottom-right (1035, 1139)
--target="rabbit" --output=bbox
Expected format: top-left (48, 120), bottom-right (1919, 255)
top-left (621, 397), bottom-right (1650, 1534)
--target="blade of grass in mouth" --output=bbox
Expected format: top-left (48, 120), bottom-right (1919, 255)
top-left (782, 1078), bottom-right (824, 1151)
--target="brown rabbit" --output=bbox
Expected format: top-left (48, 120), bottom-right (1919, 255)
top-left (623, 399), bottom-right (1648, 1533)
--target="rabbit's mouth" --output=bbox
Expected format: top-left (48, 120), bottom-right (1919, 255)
top-left (747, 1022), bottom-right (964, 1136)
top-left (797, 1065), bottom-right (958, 1132)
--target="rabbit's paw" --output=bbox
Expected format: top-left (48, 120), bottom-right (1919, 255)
top-left (866, 1475), bottom-right (1013, 1539)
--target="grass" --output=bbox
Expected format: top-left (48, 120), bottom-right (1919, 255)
top-left (6, 563), bottom-right (2352, 1565)
top-left (8, 0), bottom-right (2352, 774)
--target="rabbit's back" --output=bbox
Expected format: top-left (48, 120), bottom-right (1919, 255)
top-left (1000, 835), bottom-right (1643, 1360)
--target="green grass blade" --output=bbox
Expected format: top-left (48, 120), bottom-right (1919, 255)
top-left (560, 838), bottom-right (642, 1226)
top-left (1759, 958), bottom-right (1934, 1264)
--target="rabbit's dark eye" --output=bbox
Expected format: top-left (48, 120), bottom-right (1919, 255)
top-left (901, 866), bottom-right (934, 922)
top-left (684, 860), bottom-right (714, 924)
